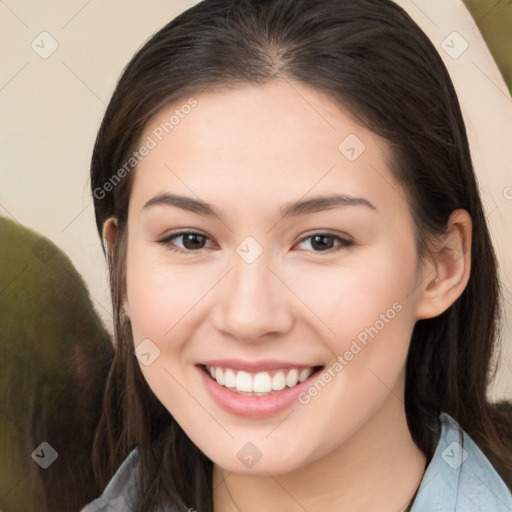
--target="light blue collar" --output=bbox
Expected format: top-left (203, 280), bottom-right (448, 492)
top-left (411, 412), bottom-right (512, 511)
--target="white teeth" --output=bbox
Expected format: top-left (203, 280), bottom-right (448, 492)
top-left (235, 371), bottom-right (253, 392)
top-left (298, 367), bottom-right (313, 382)
top-left (224, 368), bottom-right (236, 388)
top-left (205, 365), bottom-right (317, 395)
top-left (215, 367), bottom-right (225, 386)
top-left (253, 372), bottom-right (272, 393)
top-left (272, 371), bottom-right (286, 391)
top-left (286, 369), bottom-right (299, 387)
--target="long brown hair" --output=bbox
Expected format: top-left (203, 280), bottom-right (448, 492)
top-left (90, 0), bottom-right (512, 510)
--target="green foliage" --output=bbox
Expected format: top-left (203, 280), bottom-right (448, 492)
top-left (0, 216), bottom-right (114, 512)
top-left (463, 0), bottom-right (512, 93)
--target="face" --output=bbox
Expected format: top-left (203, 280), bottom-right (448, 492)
top-left (123, 79), bottom-right (427, 474)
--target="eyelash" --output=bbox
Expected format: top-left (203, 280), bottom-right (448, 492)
top-left (157, 231), bottom-right (354, 255)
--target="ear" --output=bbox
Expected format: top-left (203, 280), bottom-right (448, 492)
top-left (102, 217), bottom-right (130, 315)
top-left (102, 216), bottom-right (119, 250)
top-left (415, 209), bottom-right (472, 320)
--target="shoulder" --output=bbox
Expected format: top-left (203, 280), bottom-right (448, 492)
top-left (411, 412), bottom-right (512, 511)
top-left (80, 448), bottom-right (142, 512)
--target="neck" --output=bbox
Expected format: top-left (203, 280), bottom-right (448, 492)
top-left (212, 384), bottom-right (426, 512)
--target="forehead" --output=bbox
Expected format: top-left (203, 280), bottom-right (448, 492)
top-left (130, 79), bottom-right (409, 221)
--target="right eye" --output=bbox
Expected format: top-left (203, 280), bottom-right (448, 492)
top-left (157, 231), bottom-right (215, 253)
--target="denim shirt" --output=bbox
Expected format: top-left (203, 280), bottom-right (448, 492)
top-left (81, 412), bottom-right (512, 511)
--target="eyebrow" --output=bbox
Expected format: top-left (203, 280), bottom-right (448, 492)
top-left (142, 192), bottom-right (377, 219)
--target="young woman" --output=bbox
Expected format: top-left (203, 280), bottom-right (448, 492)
top-left (82, 0), bottom-right (512, 510)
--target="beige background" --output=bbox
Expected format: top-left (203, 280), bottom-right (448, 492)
top-left (1, 0), bottom-right (511, 400)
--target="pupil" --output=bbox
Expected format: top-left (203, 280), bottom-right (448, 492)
top-left (184, 234), bottom-right (204, 249)
top-left (312, 235), bottom-right (333, 251)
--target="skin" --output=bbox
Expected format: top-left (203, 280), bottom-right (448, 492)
top-left (103, 79), bottom-right (472, 512)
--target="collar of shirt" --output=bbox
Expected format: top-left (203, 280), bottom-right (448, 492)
top-left (81, 412), bottom-right (512, 512)
top-left (410, 412), bottom-right (512, 511)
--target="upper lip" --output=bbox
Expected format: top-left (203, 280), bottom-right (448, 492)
top-left (199, 359), bottom-right (323, 372)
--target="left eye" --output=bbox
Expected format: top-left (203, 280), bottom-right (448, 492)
top-left (157, 231), bottom-right (352, 254)
top-left (295, 233), bottom-right (353, 253)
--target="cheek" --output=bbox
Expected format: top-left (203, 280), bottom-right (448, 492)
top-left (295, 244), bottom-right (417, 338)
top-left (125, 242), bottom-right (207, 411)
top-left (125, 241), bottom-right (205, 345)
top-left (296, 246), bottom-right (419, 402)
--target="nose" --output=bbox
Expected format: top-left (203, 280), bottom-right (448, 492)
top-left (212, 250), bottom-right (295, 343)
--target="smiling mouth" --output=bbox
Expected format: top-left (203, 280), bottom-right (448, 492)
top-left (199, 364), bottom-right (324, 396)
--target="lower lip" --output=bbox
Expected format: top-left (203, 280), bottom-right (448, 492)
top-left (197, 365), bottom-right (322, 419)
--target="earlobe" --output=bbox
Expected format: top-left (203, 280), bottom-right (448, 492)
top-left (121, 299), bottom-right (130, 318)
top-left (415, 209), bottom-right (472, 320)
